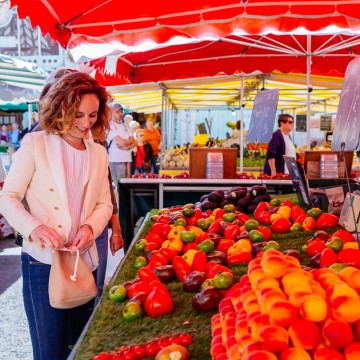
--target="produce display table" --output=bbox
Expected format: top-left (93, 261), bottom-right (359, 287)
top-left (118, 178), bottom-right (293, 250)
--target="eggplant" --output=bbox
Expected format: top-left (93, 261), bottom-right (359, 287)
top-left (249, 185), bottom-right (267, 197)
top-left (207, 233), bottom-right (222, 245)
top-left (246, 203), bottom-right (258, 214)
top-left (237, 194), bottom-right (253, 208)
top-left (228, 189), bottom-right (247, 201)
top-left (200, 194), bottom-right (209, 202)
top-left (219, 199), bottom-right (232, 208)
top-left (229, 186), bottom-right (247, 193)
top-left (310, 253), bottom-right (321, 268)
top-left (129, 292), bottom-right (148, 308)
top-left (208, 191), bottom-right (224, 204)
top-left (183, 271), bottom-right (206, 292)
top-left (283, 249), bottom-right (302, 262)
top-left (252, 194), bottom-right (271, 204)
top-left (192, 286), bottom-right (224, 312)
top-left (206, 250), bottom-right (227, 265)
top-left (201, 200), bottom-right (218, 211)
top-left (153, 265), bottom-right (176, 282)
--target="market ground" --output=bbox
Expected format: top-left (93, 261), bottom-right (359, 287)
top-left (0, 237), bottom-right (124, 360)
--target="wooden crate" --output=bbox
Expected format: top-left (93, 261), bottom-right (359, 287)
top-left (189, 147), bottom-right (237, 179)
top-left (304, 150), bottom-right (353, 180)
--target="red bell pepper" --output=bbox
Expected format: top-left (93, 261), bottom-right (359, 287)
top-left (144, 242), bottom-right (160, 252)
top-left (183, 242), bottom-right (198, 253)
top-left (337, 249), bottom-right (360, 268)
top-left (144, 231), bottom-right (163, 246)
top-left (194, 208), bottom-right (203, 217)
top-left (257, 226), bottom-right (272, 241)
top-left (157, 214), bottom-right (171, 224)
top-left (254, 202), bottom-right (269, 221)
top-left (138, 267), bottom-right (161, 283)
top-left (206, 263), bottom-right (233, 279)
top-left (237, 213), bottom-right (250, 224)
top-left (271, 218), bottom-right (292, 233)
top-left (320, 248), bottom-right (338, 268)
top-left (144, 287), bottom-right (174, 317)
top-left (295, 213), bottom-right (307, 224)
top-left (196, 232), bottom-right (210, 244)
top-left (223, 224), bottom-right (241, 240)
top-left (207, 220), bottom-right (221, 235)
top-left (259, 211), bottom-right (272, 225)
top-left (159, 248), bottom-right (177, 263)
top-left (173, 256), bottom-right (192, 282)
top-left (282, 200), bottom-right (294, 208)
top-left (149, 252), bottom-right (168, 266)
top-left (331, 229), bottom-right (355, 243)
top-left (306, 239), bottom-right (326, 258)
top-left (227, 252), bottom-right (252, 265)
top-left (316, 213), bottom-right (339, 230)
top-left (217, 238), bottom-right (235, 254)
top-left (149, 279), bottom-right (170, 295)
top-left (291, 205), bottom-right (307, 223)
top-left (127, 280), bottom-right (153, 299)
top-left (302, 216), bottom-right (316, 231)
top-left (187, 215), bottom-right (201, 226)
top-left (215, 209), bottom-right (226, 220)
top-left (192, 250), bottom-right (208, 272)
top-left (150, 223), bottom-right (171, 240)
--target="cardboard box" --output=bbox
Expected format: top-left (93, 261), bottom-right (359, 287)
top-left (304, 150), bottom-right (353, 180)
top-left (189, 148), bottom-right (237, 179)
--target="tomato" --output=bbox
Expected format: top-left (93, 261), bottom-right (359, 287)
top-left (270, 198), bottom-right (281, 207)
top-left (174, 217), bottom-right (187, 227)
top-left (271, 218), bottom-right (292, 233)
top-left (206, 263), bottom-right (233, 279)
top-left (145, 342), bottom-right (159, 357)
top-left (196, 218), bottom-right (210, 231)
top-left (325, 237), bottom-right (343, 252)
top-left (168, 225), bottom-right (186, 241)
top-left (144, 287), bottom-right (174, 317)
top-left (223, 204), bottom-right (235, 213)
top-left (306, 207), bottom-right (322, 219)
top-left (180, 230), bottom-right (197, 243)
top-left (249, 229), bottom-right (264, 243)
top-left (245, 219), bottom-right (259, 231)
top-left (331, 229), bottom-right (355, 243)
top-left (108, 284), bottom-right (127, 302)
top-left (290, 222), bottom-right (303, 232)
top-left (134, 256), bottom-right (148, 270)
top-left (257, 226), bottom-right (272, 241)
top-left (134, 239), bottom-right (148, 254)
top-left (182, 208), bottom-right (194, 218)
top-left (316, 213), bottom-right (339, 229)
top-left (197, 239), bottom-right (214, 254)
top-left (302, 216), bottom-right (316, 231)
top-left (213, 272), bottom-right (235, 290)
top-left (123, 301), bottom-right (143, 321)
top-left (183, 242), bottom-right (198, 253)
top-left (223, 212), bottom-right (236, 223)
top-left (130, 345), bottom-right (146, 360)
top-left (179, 334), bottom-right (193, 346)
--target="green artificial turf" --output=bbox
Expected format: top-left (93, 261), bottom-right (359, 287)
top-left (74, 195), bottom-right (340, 360)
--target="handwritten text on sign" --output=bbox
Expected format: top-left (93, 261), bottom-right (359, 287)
top-left (247, 89), bottom-right (279, 145)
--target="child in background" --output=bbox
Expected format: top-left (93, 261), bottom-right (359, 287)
top-left (131, 129), bottom-right (153, 175)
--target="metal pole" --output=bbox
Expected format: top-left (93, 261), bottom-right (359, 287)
top-left (160, 88), bottom-right (166, 176)
top-left (306, 35), bottom-right (312, 149)
top-left (240, 74), bottom-right (245, 173)
top-left (28, 103), bottom-right (32, 129)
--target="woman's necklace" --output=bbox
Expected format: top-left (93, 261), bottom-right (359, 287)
top-left (61, 136), bottom-right (86, 150)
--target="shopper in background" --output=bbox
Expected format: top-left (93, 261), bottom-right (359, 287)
top-left (129, 119), bottom-right (141, 134)
top-left (144, 118), bottom-right (161, 174)
top-left (1, 125), bottom-right (8, 142)
top-left (0, 71), bottom-right (113, 360)
top-left (107, 103), bottom-right (137, 183)
top-left (8, 122), bottom-right (20, 147)
top-left (131, 128), bottom-right (153, 175)
top-left (264, 113), bottom-right (296, 176)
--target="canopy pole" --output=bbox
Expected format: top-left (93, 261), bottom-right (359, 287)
top-left (28, 103), bottom-right (32, 129)
top-left (306, 35), bottom-right (312, 149)
top-left (240, 74), bottom-right (245, 173)
top-left (160, 87), bottom-right (166, 176)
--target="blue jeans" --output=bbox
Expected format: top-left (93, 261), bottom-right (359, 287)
top-left (21, 253), bottom-right (95, 360)
top-left (151, 155), bottom-right (159, 174)
top-left (95, 227), bottom-right (108, 305)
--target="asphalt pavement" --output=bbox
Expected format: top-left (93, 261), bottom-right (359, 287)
top-left (0, 237), bottom-right (124, 360)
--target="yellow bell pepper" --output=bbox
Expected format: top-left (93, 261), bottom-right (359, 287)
top-left (227, 239), bottom-right (252, 256)
top-left (277, 205), bottom-right (292, 220)
top-left (168, 225), bottom-right (185, 241)
top-left (182, 249), bottom-right (198, 266)
top-left (270, 213), bottom-right (284, 223)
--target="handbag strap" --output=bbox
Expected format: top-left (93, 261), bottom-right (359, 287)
top-left (70, 249), bottom-right (80, 282)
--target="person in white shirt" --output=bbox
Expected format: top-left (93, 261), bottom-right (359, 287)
top-left (106, 103), bottom-right (137, 183)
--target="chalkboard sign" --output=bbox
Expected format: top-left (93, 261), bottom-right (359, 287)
top-left (296, 115), bottom-right (307, 132)
top-left (332, 57), bottom-right (360, 151)
top-left (320, 115), bottom-right (332, 131)
top-left (247, 89), bottom-right (279, 145)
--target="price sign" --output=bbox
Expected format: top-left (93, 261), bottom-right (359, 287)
top-left (320, 115), bottom-right (332, 131)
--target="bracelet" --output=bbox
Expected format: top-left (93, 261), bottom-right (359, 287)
top-left (112, 233), bottom-right (122, 237)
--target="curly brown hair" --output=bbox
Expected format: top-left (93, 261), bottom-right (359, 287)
top-left (39, 71), bottom-right (113, 141)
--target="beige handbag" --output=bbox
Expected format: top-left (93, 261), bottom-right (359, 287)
top-left (49, 249), bottom-right (98, 309)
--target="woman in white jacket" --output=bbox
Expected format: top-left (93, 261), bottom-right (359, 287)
top-left (0, 71), bottom-right (113, 360)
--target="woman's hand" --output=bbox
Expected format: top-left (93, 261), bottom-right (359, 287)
top-left (110, 232), bottom-right (124, 256)
top-left (30, 225), bottom-right (65, 249)
top-left (71, 224), bottom-right (94, 253)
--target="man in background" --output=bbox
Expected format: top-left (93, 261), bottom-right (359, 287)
top-left (144, 118), bottom-right (161, 174)
top-left (107, 103), bottom-right (137, 184)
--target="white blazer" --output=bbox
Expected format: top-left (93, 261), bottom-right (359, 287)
top-left (0, 131), bottom-right (113, 269)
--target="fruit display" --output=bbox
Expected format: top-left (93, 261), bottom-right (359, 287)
top-left (161, 147), bottom-right (189, 169)
top-left (76, 190), bottom-right (360, 360)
